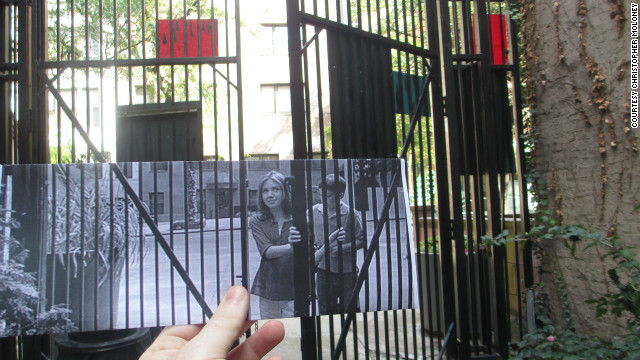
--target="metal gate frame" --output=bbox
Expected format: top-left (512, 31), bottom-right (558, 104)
top-left (286, 0), bottom-right (533, 359)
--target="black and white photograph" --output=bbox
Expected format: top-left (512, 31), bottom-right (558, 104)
top-left (0, 158), bottom-right (417, 336)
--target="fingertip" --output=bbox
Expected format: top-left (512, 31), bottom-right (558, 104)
top-left (262, 319), bottom-right (285, 340)
top-left (223, 285), bottom-right (248, 304)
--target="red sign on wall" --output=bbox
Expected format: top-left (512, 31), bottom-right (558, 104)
top-left (473, 14), bottom-right (509, 65)
top-left (158, 19), bottom-right (218, 58)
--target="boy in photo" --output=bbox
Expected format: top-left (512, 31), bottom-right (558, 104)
top-left (290, 173), bottom-right (364, 314)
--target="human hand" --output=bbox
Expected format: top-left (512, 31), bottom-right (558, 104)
top-left (139, 286), bottom-right (285, 360)
top-left (288, 226), bottom-right (302, 244)
top-left (329, 227), bottom-right (346, 243)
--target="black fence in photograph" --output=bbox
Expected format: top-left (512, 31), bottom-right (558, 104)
top-left (0, 158), bottom-right (417, 336)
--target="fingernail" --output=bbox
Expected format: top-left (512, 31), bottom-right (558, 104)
top-left (224, 286), bottom-right (245, 304)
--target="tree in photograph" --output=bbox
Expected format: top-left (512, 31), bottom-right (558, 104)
top-left (0, 185), bottom-right (75, 335)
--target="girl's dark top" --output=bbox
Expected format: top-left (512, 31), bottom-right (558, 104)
top-left (249, 214), bottom-right (295, 301)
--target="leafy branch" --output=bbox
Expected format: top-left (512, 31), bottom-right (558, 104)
top-left (481, 222), bottom-right (640, 329)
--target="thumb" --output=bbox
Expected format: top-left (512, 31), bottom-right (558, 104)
top-left (174, 286), bottom-right (251, 359)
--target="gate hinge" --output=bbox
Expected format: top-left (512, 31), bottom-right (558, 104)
top-left (442, 96), bottom-right (447, 116)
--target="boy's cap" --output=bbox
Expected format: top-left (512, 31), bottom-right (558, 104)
top-left (318, 174), bottom-right (346, 194)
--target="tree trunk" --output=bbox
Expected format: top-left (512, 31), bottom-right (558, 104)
top-left (522, 0), bottom-right (637, 335)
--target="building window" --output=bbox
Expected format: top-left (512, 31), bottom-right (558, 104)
top-left (119, 163), bottom-right (134, 178)
top-left (201, 161), bottom-right (215, 170)
top-left (261, 24), bottom-right (288, 55)
top-left (260, 84), bottom-right (291, 114)
top-left (248, 190), bottom-right (258, 212)
top-left (150, 162), bottom-right (169, 172)
top-left (149, 192), bottom-right (165, 215)
top-left (248, 153), bottom-right (279, 170)
top-left (91, 106), bottom-right (101, 128)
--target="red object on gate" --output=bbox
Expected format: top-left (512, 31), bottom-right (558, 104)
top-left (158, 19), bottom-right (218, 58)
top-left (473, 14), bottom-right (509, 65)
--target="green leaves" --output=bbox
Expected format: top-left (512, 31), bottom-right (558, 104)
top-left (484, 216), bottom-right (640, 332)
top-left (0, 211), bottom-right (76, 335)
top-left (511, 317), bottom-right (640, 359)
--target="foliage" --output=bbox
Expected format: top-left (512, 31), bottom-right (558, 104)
top-left (482, 222), bottom-right (640, 328)
top-left (584, 235), bottom-right (640, 328)
top-left (49, 141), bottom-right (95, 164)
top-left (50, 164), bottom-right (146, 277)
top-left (0, 206), bottom-right (76, 336)
top-left (512, 297), bottom-right (640, 359)
top-left (511, 283), bottom-right (640, 360)
top-left (417, 236), bottom-right (439, 253)
top-left (323, 125), bottom-right (332, 159)
top-left (481, 219), bottom-right (640, 358)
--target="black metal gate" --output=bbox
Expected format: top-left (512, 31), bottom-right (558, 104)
top-left (286, 0), bottom-right (533, 358)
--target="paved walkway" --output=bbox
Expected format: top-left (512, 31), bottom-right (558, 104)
top-left (261, 310), bottom-right (441, 359)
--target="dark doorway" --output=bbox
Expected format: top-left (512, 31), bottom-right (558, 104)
top-left (116, 102), bottom-right (203, 162)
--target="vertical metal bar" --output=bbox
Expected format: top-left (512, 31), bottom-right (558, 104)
top-left (127, 0), bottom-right (133, 104)
top-left (17, 0), bottom-right (29, 163)
top-left (410, 101), bottom-right (427, 358)
top-left (510, 172), bottom-right (524, 338)
top-left (287, 0), bottom-right (308, 160)
top-left (235, 0), bottom-right (249, 309)
top-left (154, 163), bottom-right (161, 326)
top-left (466, 62), bottom-right (492, 351)
top-left (138, 163), bottom-right (145, 326)
top-left (356, 0), bottom-right (362, 29)
top-left (367, 0), bottom-right (372, 32)
top-left (427, 0), bottom-right (459, 357)
top-left (142, 0), bottom-right (148, 103)
top-left (94, 164), bottom-right (100, 330)
top-left (63, 165), bottom-right (71, 326)
top-left (506, 0), bottom-right (533, 289)
top-left (227, 171), bottom-right (234, 290)
top-left (380, 163), bottom-right (392, 360)
top-left (199, 162), bottom-right (206, 323)
top-left (476, 0), bottom-right (509, 356)
top-left (109, 167), bottom-right (115, 328)
top-left (291, 159), bottom-right (313, 342)
top-left (169, 162), bottom-right (176, 324)
top-left (347, 161), bottom-right (357, 359)
top-left (375, 0), bottom-right (381, 35)
top-left (457, 63), bottom-right (481, 353)
top-left (460, 0), bottom-right (473, 56)
top-left (50, 167), bottom-right (58, 315)
top-left (169, 0), bottom-right (175, 101)
top-left (214, 161), bottom-right (221, 304)
top-left (124, 173), bottom-right (131, 327)
top-left (183, 162), bottom-right (191, 320)
top-left (314, 27), bottom-right (326, 159)
top-left (183, 0), bottom-right (189, 101)
top-left (414, 59), bottom-right (430, 360)
top-left (79, 164), bottom-right (86, 330)
top-left (370, 182), bottom-right (382, 359)
top-left (426, 64), bottom-right (443, 356)
top-left (71, 65), bottom-right (77, 162)
top-left (393, 176), bottom-right (409, 357)
top-left (155, 0), bottom-right (160, 103)
top-left (451, 0), bottom-right (460, 55)
top-left (300, 25), bottom-right (313, 156)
